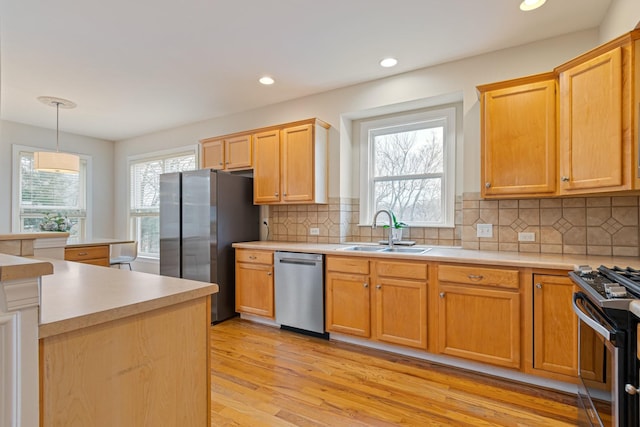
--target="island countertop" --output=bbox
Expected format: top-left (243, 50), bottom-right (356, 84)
top-left (39, 259), bottom-right (218, 338)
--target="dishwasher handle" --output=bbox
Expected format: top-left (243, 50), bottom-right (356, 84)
top-left (277, 257), bottom-right (321, 266)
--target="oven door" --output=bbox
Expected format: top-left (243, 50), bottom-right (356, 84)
top-left (573, 292), bottom-right (624, 427)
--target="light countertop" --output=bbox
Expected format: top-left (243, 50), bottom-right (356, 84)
top-left (39, 259), bottom-right (218, 338)
top-left (0, 253), bottom-right (53, 281)
top-left (65, 238), bottom-right (135, 248)
top-left (232, 241), bottom-right (640, 271)
top-left (0, 232), bottom-right (70, 241)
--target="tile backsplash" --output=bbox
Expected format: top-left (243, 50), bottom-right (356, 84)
top-left (267, 193), bottom-right (640, 256)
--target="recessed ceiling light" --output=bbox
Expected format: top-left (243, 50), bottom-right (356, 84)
top-left (259, 76), bottom-right (275, 85)
top-left (379, 58), bottom-right (398, 68)
top-left (520, 0), bottom-right (546, 11)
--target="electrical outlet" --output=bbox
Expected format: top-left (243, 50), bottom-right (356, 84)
top-left (518, 232), bottom-right (535, 242)
top-left (476, 223), bottom-right (493, 238)
top-left (309, 227), bottom-right (320, 236)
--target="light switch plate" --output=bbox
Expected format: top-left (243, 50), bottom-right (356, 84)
top-left (476, 223), bottom-right (493, 238)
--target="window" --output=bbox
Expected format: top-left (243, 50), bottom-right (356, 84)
top-left (13, 146), bottom-right (89, 239)
top-left (129, 148), bottom-right (197, 259)
top-left (359, 107), bottom-right (456, 227)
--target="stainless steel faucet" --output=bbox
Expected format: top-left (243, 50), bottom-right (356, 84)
top-left (372, 209), bottom-right (394, 248)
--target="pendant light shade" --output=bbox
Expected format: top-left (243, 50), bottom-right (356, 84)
top-left (34, 96), bottom-right (79, 174)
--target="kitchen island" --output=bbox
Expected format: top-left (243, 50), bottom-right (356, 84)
top-left (39, 259), bottom-right (218, 426)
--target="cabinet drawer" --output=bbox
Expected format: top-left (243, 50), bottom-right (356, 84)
top-left (438, 264), bottom-right (519, 289)
top-left (236, 249), bottom-right (273, 265)
top-left (326, 256), bottom-right (369, 274)
top-left (375, 261), bottom-right (427, 281)
top-left (65, 246), bottom-right (109, 261)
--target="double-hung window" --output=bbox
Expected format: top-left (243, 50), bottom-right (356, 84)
top-left (13, 145), bottom-right (89, 239)
top-left (359, 107), bottom-right (457, 227)
top-left (129, 148), bottom-right (197, 259)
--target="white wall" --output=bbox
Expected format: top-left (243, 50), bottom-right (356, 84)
top-left (0, 120), bottom-right (114, 237)
top-left (600, 0), bottom-right (640, 42)
top-left (113, 29), bottom-right (601, 238)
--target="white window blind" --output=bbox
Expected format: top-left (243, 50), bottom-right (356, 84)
top-left (129, 150), bottom-right (196, 258)
top-left (17, 150), bottom-right (87, 238)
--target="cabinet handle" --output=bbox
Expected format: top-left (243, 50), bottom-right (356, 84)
top-left (78, 252), bottom-right (88, 256)
top-left (535, 283), bottom-right (542, 289)
top-left (561, 176), bottom-right (569, 182)
top-left (468, 274), bottom-right (484, 281)
top-left (485, 182), bottom-right (491, 189)
top-left (249, 256), bottom-right (256, 260)
top-left (376, 285), bottom-right (381, 290)
top-left (363, 283), bottom-right (368, 288)
top-left (439, 292), bottom-right (445, 298)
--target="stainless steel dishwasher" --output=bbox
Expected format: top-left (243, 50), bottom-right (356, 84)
top-left (274, 251), bottom-right (326, 336)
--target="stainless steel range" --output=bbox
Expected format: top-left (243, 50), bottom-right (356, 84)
top-left (570, 266), bottom-right (640, 427)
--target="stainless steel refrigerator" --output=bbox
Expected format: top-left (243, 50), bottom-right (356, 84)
top-left (159, 169), bottom-right (260, 323)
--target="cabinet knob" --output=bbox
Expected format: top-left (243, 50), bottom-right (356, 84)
top-left (535, 283), bottom-right (542, 289)
top-left (218, 162), bottom-right (223, 165)
top-left (485, 182), bottom-right (491, 188)
top-left (561, 176), bottom-right (569, 182)
top-left (274, 192), bottom-right (279, 197)
top-left (376, 285), bottom-right (381, 290)
top-left (439, 292), bottom-right (445, 298)
top-left (626, 384), bottom-right (640, 395)
top-left (283, 193), bottom-right (287, 197)
top-left (267, 272), bottom-right (272, 276)
top-left (363, 283), bottom-right (368, 288)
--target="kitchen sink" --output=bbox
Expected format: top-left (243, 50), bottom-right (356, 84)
top-left (380, 247), bottom-right (432, 254)
top-left (339, 245), bottom-right (431, 254)
top-left (339, 245), bottom-right (387, 252)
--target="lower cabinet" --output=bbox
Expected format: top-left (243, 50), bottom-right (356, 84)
top-left (64, 245), bottom-right (110, 267)
top-left (235, 249), bottom-right (274, 318)
top-left (531, 273), bottom-right (578, 378)
top-left (325, 257), bottom-right (371, 337)
top-left (325, 256), bottom-right (428, 350)
top-left (436, 264), bottom-right (521, 369)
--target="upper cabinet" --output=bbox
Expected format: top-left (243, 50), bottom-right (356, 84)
top-left (478, 74), bottom-right (556, 198)
top-left (478, 29), bottom-right (640, 199)
top-left (557, 45), bottom-right (630, 194)
top-left (201, 134), bottom-right (252, 171)
top-left (253, 119), bottom-right (329, 205)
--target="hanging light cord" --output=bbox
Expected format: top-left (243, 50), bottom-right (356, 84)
top-left (55, 101), bottom-right (61, 152)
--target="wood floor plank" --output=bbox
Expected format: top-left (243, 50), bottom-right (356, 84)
top-left (210, 318), bottom-right (578, 426)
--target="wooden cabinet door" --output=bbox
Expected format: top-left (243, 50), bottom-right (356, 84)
top-left (235, 262), bottom-right (274, 318)
top-left (437, 284), bottom-right (520, 368)
top-left (325, 271), bottom-right (371, 337)
top-left (481, 77), bottom-right (556, 197)
top-left (225, 134), bottom-right (252, 170)
top-left (202, 139), bottom-right (224, 170)
top-left (373, 278), bottom-right (427, 349)
top-left (281, 124), bottom-right (314, 203)
top-left (253, 129), bottom-right (281, 203)
top-left (559, 47), bottom-right (625, 192)
top-left (533, 274), bottom-right (578, 377)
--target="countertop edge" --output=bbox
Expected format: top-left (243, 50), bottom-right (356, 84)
top-left (39, 283), bottom-right (218, 339)
top-left (0, 254), bottom-right (54, 281)
top-left (232, 241), bottom-right (640, 271)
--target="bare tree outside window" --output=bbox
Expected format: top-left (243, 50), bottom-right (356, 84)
top-left (130, 153), bottom-right (196, 258)
top-left (372, 125), bottom-right (445, 224)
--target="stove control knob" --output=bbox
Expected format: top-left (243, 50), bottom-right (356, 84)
top-left (625, 384), bottom-right (639, 395)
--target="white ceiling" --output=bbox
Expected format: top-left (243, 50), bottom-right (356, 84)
top-left (0, 0), bottom-right (612, 141)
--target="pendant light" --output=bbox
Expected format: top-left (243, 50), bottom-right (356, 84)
top-left (34, 96), bottom-right (79, 174)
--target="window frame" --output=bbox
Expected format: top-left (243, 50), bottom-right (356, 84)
top-left (127, 145), bottom-right (198, 260)
top-left (11, 144), bottom-right (93, 239)
top-left (358, 107), bottom-right (456, 228)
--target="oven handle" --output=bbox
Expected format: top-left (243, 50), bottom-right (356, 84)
top-left (572, 292), bottom-right (614, 341)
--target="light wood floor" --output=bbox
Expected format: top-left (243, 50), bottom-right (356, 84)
top-left (210, 318), bottom-right (578, 426)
